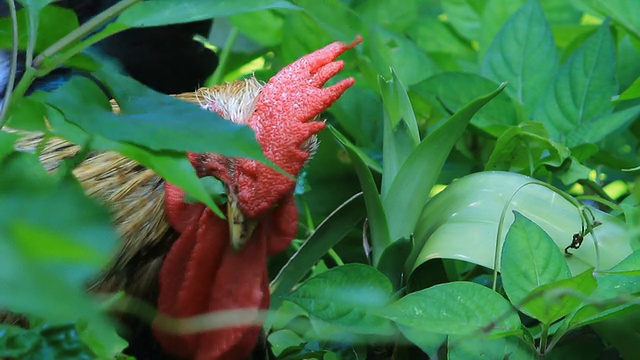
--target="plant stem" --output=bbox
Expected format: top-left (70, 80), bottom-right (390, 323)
top-left (209, 26), bottom-right (239, 85)
top-left (0, 0), bottom-right (19, 129)
top-left (33, 0), bottom-right (140, 69)
top-left (539, 325), bottom-right (549, 355)
top-left (5, 0), bottom-right (141, 127)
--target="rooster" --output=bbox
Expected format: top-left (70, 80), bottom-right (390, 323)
top-left (10, 37), bottom-right (362, 359)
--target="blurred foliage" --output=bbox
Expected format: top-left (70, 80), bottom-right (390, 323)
top-left (1, 0), bottom-right (640, 358)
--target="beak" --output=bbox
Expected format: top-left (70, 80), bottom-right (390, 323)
top-left (227, 195), bottom-right (257, 251)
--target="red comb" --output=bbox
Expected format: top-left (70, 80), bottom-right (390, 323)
top-left (235, 36), bottom-right (362, 218)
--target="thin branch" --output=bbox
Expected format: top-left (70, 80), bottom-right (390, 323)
top-left (0, 0), bottom-right (19, 128)
top-left (208, 26), bottom-right (239, 85)
top-left (32, 0), bottom-right (141, 69)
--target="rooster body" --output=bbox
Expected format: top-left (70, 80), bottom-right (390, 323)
top-left (6, 37), bottom-right (361, 359)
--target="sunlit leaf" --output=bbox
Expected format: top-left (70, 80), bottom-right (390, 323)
top-left (409, 172), bottom-right (631, 277)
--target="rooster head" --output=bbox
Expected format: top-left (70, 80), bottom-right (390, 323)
top-left (155, 36), bottom-right (362, 360)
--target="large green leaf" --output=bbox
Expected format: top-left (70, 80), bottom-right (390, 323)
top-left (285, 264), bottom-right (395, 336)
top-left (378, 281), bottom-right (521, 337)
top-left (45, 73), bottom-right (265, 158)
top-left (0, 151), bottom-right (117, 326)
top-left (45, 105), bottom-right (225, 217)
top-left (116, 0), bottom-right (299, 27)
top-left (533, 22), bottom-right (618, 145)
top-left (384, 83), bottom-right (506, 242)
top-left (482, 0), bottom-right (558, 114)
top-left (409, 172), bottom-right (632, 277)
top-left (448, 334), bottom-right (535, 360)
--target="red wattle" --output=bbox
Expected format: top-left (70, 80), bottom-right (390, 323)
top-left (155, 183), bottom-right (268, 360)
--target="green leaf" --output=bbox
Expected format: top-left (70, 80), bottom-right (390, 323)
top-left (0, 152), bottom-right (116, 325)
top-left (269, 193), bottom-right (366, 314)
top-left (116, 0), bottom-right (299, 27)
top-left (412, 72), bottom-right (518, 137)
top-left (46, 73), bottom-right (265, 159)
top-left (295, 0), bottom-right (363, 43)
top-left (330, 126), bottom-right (390, 266)
top-left (229, 10), bottom-right (284, 47)
top-left (397, 324), bottom-right (445, 357)
top-left (45, 105), bottom-right (225, 217)
top-left (378, 281), bottom-right (521, 337)
top-left (482, 0), bottom-right (558, 114)
top-left (24, 323), bottom-right (95, 360)
top-left (384, 83), bottom-right (506, 241)
top-left (77, 319), bottom-right (128, 359)
top-left (356, 0), bottom-right (422, 33)
top-left (501, 211), bottom-right (572, 316)
top-left (0, 324), bottom-right (40, 358)
top-left (286, 264), bottom-right (395, 336)
top-left (592, 308), bottom-right (640, 360)
top-left (565, 103), bottom-right (640, 147)
top-left (567, 250), bottom-right (640, 328)
top-left (441, 0), bottom-right (484, 41)
top-left (368, 26), bottom-right (436, 86)
top-left (533, 22), bottom-right (617, 144)
top-left (268, 329), bottom-right (305, 357)
top-left (485, 121), bottom-right (570, 174)
top-left (448, 335), bottom-right (535, 360)
top-left (0, 131), bottom-right (20, 162)
top-left (379, 70), bottom-right (420, 198)
top-left (478, 0), bottom-right (525, 59)
top-left (3, 97), bottom-right (48, 132)
top-left (587, 0), bottom-right (640, 39)
top-left (377, 236), bottom-right (413, 291)
top-left (0, 5), bottom-right (78, 51)
top-left (618, 75), bottom-right (640, 101)
top-left (524, 269), bottom-right (597, 324)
